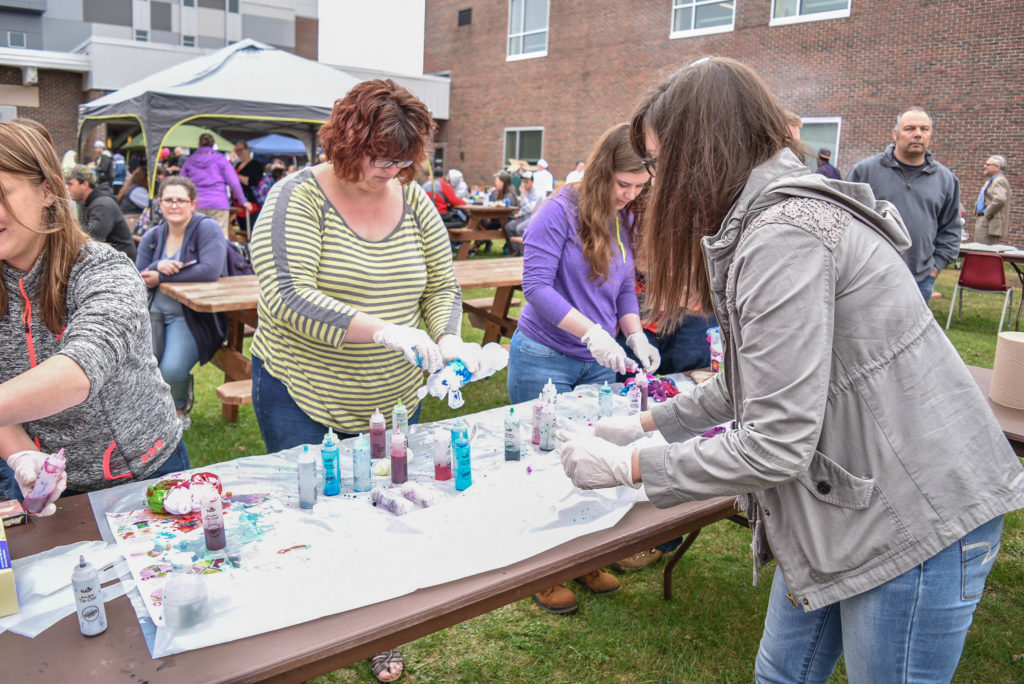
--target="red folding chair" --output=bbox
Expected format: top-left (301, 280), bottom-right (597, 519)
top-left (945, 252), bottom-right (1014, 332)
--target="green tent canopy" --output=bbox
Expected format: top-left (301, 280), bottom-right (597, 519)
top-left (119, 124), bottom-right (232, 152)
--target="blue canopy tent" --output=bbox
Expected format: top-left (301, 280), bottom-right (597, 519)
top-left (247, 133), bottom-right (307, 157)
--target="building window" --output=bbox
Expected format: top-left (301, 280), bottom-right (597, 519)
top-left (183, 34), bottom-right (195, 47)
top-left (671, 0), bottom-right (734, 37)
top-left (228, 0), bottom-right (239, 12)
top-left (771, 0), bottom-right (851, 25)
top-left (504, 127), bottom-right (544, 166)
top-left (507, 0), bottom-right (548, 61)
top-left (799, 117), bottom-right (842, 170)
top-left (183, 0), bottom-right (194, 6)
top-left (135, 29), bottom-right (149, 42)
top-left (458, 8), bottom-right (472, 26)
top-left (7, 31), bottom-right (27, 49)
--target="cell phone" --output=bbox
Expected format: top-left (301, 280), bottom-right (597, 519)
top-left (180, 259), bottom-right (198, 268)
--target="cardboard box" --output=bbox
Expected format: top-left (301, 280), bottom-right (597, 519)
top-left (0, 499), bottom-right (27, 528)
top-left (0, 522), bottom-right (19, 617)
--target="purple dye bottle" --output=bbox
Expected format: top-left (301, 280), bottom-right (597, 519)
top-left (196, 484), bottom-right (226, 551)
top-left (23, 448), bottom-right (66, 515)
top-left (636, 373), bottom-right (649, 412)
top-left (391, 427), bottom-right (408, 484)
top-left (369, 408), bottom-right (387, 459)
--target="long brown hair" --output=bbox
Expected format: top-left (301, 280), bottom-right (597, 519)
top-left (629, 57), bottom-right (797, 332)
top-left (574, 122), bottom-right (644, 282)
top-left (0, 120), bottom-right (89, 333)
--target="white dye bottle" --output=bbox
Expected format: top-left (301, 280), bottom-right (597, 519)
top-left (72, 555), bottom-right (107, 637)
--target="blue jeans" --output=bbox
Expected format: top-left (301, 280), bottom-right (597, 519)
top-left (755, 515), bottom-right (1004, 683)
top-left (507, 330), bottom-right (615, 404)
top-left (251, 355), bottom-right (421, 453)
top-left (917, 275), bottom-right (936, 302)
top-left (62, 438), bottom-right (191, 498)
top-left (150, 311), bottom-right (199, 410)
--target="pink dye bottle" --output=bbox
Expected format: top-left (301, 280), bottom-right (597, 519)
top-left (22, 448), bottom-right (66, 515)
top-left (369, 408), bottom-right (387, 459)
top-left (531, 393), bottom-right (544, 445)
top-left (636, 373), bottom-right (649, 412)
top-left (196, 484), bottom-right (226, 551)
top-left (433, 429), bottom-right (452, 481)
top-left (391, 428), bottom-right (408, 484)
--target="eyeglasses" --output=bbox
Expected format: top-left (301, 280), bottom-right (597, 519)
top-left (983, 162), bottom-right (998, 167)
top-left (642, 157), bottom-right (658, 177)
top-left (159, 197), bottom-right (191, 206)
top-left (372, 158), bottom-right (415, 169)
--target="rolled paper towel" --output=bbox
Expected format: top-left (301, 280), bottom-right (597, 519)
top-left (989, 331), bottom-right (1024, 410)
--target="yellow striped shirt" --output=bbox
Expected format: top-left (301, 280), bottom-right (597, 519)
top-left (249, 167), bottom-right (462, 432)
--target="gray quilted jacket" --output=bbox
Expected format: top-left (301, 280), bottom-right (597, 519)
top-left (639, 149), bottom-right (1024, 610)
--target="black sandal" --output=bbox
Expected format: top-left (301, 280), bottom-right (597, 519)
top-left (371, 649), bottom-right (404, 682)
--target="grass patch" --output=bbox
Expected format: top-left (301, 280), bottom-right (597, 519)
top-left (183, 260), bottom-right (1024, 683)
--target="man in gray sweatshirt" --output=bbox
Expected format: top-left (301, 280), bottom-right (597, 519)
top-left (848, 107), bottom-right (961, 301)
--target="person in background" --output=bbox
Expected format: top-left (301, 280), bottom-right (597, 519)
top-left (60, 149), bottom-right (77, 174)
top-left (974, 154), bottom-right (1011, 245)
top-left (89, 139), bottom-right (115, 191)
top-left (65, 164), bottom-right (137, 260)
top-left (136, 177), bottom-right (227, 430)
top-left (847, 107), bottom-right (961, 301)
top-left (533, 158), bottom-right (554, 196)
top-left (179, 133), bottom-right (252, 238)
top-left (249, 79), bottom-right (483, 683)
top-left (0, 119), bottom-right (186, 510)
top-left (815, 148), bottom-right (841, 180)
top-left (504, 170), bottom-right (543, 256)
top-left (508, 122), bottom-right (660, 615)
top-left (447, 168), bottom-right (469, 200)
top-left (565, 160), bottom-right (586, 183)
top-left (232, 139), bottom-right (264, 231)
top-left (422, 165), bottom-right (467, 227)
top-left (471, 170), bottom-right (519, 255)
top-left (254, 162), bottom-right (287, 206)
top-left (117, 166), bottom-right (150, 219)
top-left (560, 57), bottom-right (1024, 683)
top-left (111, 151), bottom-right (127, 198)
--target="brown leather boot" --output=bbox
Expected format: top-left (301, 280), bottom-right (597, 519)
top-left (533, 584), bottom-right (578, 614)
top-left (612, 548), bottom-right (663, 572)
top-left (575, 569), bottom-right (620, 595)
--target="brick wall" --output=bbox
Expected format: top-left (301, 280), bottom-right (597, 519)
top-left (0, 67), bottom-right (86, 156)
top-left (294, 16), bottom-right (319, 61)
top-left (425, 0), bottom-right (1024, 246)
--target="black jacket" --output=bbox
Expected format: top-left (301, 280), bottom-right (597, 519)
top-left (81, 187), bottom-right (137, 260)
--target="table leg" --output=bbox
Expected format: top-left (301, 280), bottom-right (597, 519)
top-left (483, 286), bottom-right (516, 345)
top-left (663, 514), bottom-right (748, 600)
top-left (1010, 263), bottom-right (1024, 330)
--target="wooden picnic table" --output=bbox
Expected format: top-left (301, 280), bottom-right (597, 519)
top-left (159, 259), bottom-right (524, 420)
top-left (448, 204), bottom-right (517, 260)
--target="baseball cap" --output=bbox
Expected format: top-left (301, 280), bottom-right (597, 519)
top-left (818, 148), bottom-right (831, 160)
top-left (537, 159), bottom-right (548, 168)
top-left (520, 171), bottom-right (534, 180)
top-left (93, 140), bottom-right (105, 148)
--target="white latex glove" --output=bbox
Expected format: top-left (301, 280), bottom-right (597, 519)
top-left (626, 332), bottom-right (662, 373)
top-left (594, 414), bottom-right (651, 446)
top-left (372, 324), bottom-right (443, 372)
top-left (581, 324), bottom-right (630, 375)
top-left (7, 450), bottom-right (67, 517)
top-left (559, 435), bottom-right (640, 490)
top-left (438, 335), bottom-right (484, 375)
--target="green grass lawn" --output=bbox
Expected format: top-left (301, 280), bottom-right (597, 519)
top-left (184, 258), bottom-right (1024, 683)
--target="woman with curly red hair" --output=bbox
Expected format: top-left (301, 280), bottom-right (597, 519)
top-left (248, 80), bottom-right (481, 681)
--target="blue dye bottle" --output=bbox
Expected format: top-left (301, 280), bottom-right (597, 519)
top-left (353, 433), bottom-right (371, 492)
top-left (452, 417), bottom-right (472, 491)
top-left (598, 381), bottom-right (613, 418)
top-left (321, 427), bottom-right (341, 496)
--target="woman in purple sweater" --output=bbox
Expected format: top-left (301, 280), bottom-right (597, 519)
top-left (179, 132), bottom-right (252, 238)
top-left (507, 122), bottom-right (661, 615)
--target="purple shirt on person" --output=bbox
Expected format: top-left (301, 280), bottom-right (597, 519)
top-left (518, 188), bottom-right (639, 361)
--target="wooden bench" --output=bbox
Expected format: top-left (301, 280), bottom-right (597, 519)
top-left (464, 297), bottom-right (521, 332)
top-left (216, 379), bottom-right (253, 406)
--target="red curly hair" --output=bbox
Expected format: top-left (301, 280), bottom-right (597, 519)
top-left (320, 79), bottom-right (436, 185)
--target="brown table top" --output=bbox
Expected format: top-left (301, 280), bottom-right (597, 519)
top-left (967, 365), bottom-right (1024, 444)
top-left (463, 204), bottom-right (518, 217)
top-left (159, 260), bottom-right (524, 314)
top-left (0, 491), bottom-right (735, 682)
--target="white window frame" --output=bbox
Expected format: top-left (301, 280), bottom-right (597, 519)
top-left (503, 126), bottom-right (544, 166)
top-left (182, 34), bottom-right (195, 47)
top-left (135, 29), bottom-right (149, 42)
top-left (770, 0), bottom-right (851, 26)
top-left (506, 0), bottom-right (549, 62)
top-left (670, 0), bottom-right (735, 39)
top-left (7, 31), bottom-right (26, 49)
top-left (798, 116), bottom-right (843, 168)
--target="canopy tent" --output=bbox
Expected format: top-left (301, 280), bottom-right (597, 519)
top-left (119, 124), bottom-right (230, 152)
top-left (246, 133), bottom-right (307, 157)
top-left (78, 39), bottom-right (361, 193)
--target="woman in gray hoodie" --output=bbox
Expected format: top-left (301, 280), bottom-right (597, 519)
top-left (0, 120), bottom-right (186, 514)
top-left (559, 58), bottom-right (1024, 683)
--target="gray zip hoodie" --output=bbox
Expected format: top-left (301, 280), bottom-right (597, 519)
top-left (640, 149), bottom-right (1024, 610)
top-left (1, 242), bottom-right (182, 491)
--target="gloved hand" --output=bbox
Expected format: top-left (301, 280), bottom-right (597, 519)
top-left (626, 332), bottom-right (662, 374)
top-left (559, 435), bottom-right (640, 490)
top-left (7, 450), bottom-right (67, 516)
top-left (372, 324), bottom-right (443, 372)
top-left (438, 335), bottom-right (484, 375)
top-left (581, 325), bottom-right (630, 375)
top-left (594, 414), bottom-right (651, 446)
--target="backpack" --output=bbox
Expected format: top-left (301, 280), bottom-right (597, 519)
top-left (224, 240), bottom-right (254, 276)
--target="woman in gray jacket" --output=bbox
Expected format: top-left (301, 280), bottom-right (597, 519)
top-left (0, 120), bottom-right (186, 514)
top-left (559, 58), bottom-right (1024, 683)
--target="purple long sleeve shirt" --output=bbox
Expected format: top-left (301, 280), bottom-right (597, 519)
top-left (518, 188), bottom-right (639, 360)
